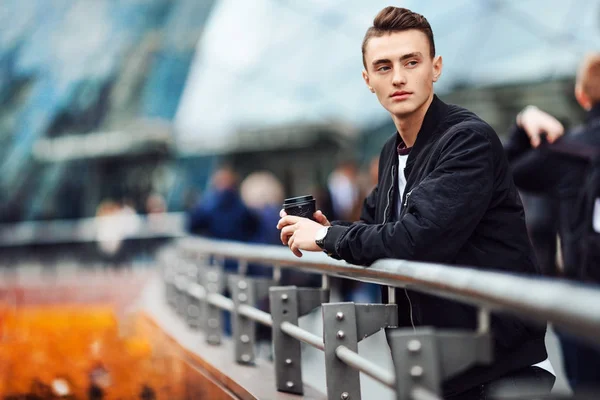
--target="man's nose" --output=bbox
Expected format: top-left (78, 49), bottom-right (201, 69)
top-left (392, 69), bottom-right (406, 86)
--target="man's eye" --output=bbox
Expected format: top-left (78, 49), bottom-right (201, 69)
top-left (406, 61), bottom-right (418, 67)
top-left (377, 66), bottom-right (391, 71)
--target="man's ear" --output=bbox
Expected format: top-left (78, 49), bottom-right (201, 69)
top-left (362, 70), bottom-right (374, 92)
top-left (432, 55), bottom-right (443, 82)
top-left (575, 84), bottom-right (592, 111)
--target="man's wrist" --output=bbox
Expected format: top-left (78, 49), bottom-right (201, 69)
top-left (321, 225), bottom-right (348, 260)
top-left (315, 226), bottom-right (330, 249)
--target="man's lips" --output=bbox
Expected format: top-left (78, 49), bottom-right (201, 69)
top-left (390, 91), bottom-right (412, 101)
top-left (390, 91), bottom-right (412, 98)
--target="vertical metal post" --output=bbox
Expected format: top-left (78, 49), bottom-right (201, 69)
top-left (269, 286), bottom-right (329, 394)
top-left (185, 262), bottom-right (202, 329)
top-left (229, 275), bottom-right (256, 364)
top-left (387, 326), bottom-right (492, 400)
top-left (202, 266), bottom-right (224, 345)
top-left (270, 287), bottom-right (303, 394)
top-left (164, 255), bottom-right (178, 309)
top-left (323, 303), bottom-right (361, 400)
top-left (388, 328), bottom-right (442, 400)
top-left (174, 265), bottom-right (189, 317)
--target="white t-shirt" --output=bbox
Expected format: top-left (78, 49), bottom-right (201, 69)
top-left (396, 154), bottom-right (410, 218)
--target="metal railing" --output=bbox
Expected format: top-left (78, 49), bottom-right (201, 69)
top-left (161, 237), bottom-right (600, 400)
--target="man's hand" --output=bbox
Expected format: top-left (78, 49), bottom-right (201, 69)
top-left (517, 105), bottom-right (565, 148)
top-left (279, 209), bottom-right (331, 226)
top-left (277, 210), bottom-right (331, 257)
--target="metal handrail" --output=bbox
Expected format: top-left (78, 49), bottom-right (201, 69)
top-left (174, 267), bottom-right (443, 399)
top-left (170, 237), bottom-right (600, 399)
top-left (178, 237), bottom-right (600, 345)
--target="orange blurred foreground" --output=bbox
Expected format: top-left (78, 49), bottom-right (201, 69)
top-left (0, 305), bottom-right (185, 399)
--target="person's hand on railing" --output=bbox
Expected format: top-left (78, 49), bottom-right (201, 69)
top-left (277, 209), bottom-right (330, 257)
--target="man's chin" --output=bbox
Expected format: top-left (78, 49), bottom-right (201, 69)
top-left (388, 103), bottom-right (416, 117)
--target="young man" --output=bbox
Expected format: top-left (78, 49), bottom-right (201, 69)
top-left (277, 6), bottom-right (553, 399)
top-left (506, 53), bottom-right (600, 395)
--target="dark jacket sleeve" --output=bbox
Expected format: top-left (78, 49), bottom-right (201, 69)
top-left (323, 128), bottom-right (495, 265)
top-left (505, 126), bottom-right (586, 196)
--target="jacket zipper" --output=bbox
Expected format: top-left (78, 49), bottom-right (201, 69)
top-left (403, 189), bottom-right (413, 208)
top-left (383, 166), bottom-right (395, 224)
top-left (385, 161), bottom-right (416, 331)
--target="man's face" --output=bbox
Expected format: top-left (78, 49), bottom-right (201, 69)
top-left (362, 30), bottom-right (442, 118)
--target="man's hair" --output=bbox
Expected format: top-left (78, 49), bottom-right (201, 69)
top-left (361, 7), bottom-right (435, 69)
top-left (578, 53), bottom-right (600, 106)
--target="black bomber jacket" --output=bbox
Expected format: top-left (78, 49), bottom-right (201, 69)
top-left (323, 95), bottom-right (547, 396)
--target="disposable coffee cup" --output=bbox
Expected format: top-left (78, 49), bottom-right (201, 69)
top-left (283, 195), bottom-right (316, 221)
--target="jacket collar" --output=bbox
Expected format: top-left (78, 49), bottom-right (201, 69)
top-left (396, 94), bottom-right (449, 167)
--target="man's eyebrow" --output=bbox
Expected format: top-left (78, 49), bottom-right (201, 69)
top-left (399, 52), bottom-right (423, 61)
top-left (372, 58), bottom-right (391, 66)
top-left (372, 52), bottom-right (423, 66)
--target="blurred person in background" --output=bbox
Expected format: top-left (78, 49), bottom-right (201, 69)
top-left (187, 165), bottom-right (259, 270)
top-left (505, 53), bottom-right (600, 395)
top-left (278, 6), bottom-right (553, 399)
top-left (95, 199), bottom-right (140, 267)
top-left (145, 192), bottom-right (166, 214)
top-left (240, 171), bottom-right (284, 247)
top-left (327, 160), bottom-right (362, 221)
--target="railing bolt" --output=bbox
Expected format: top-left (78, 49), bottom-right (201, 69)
top-left (241, 354), bottom-right (251, 362)
top-left (286, 381), bottom-right (294, 388)
top-left (336, 312), bottom-right (344, 320)
top-left (238, 280), bottom-right (247, 289)
top-left (238, 293), bottom-right (248, 302)
top-left (240, 334), bottom-right (250, 343)
top-left (208, 318), bottom-right (219, 328)
top-left (341, 392), bottom-right (350, 399)
top-left (285, 358), bottom-right (293, 365)
top-left (410, 365), bottom-right (424, 378)
top-left (281, 294), bottom-right (289, 301)
top-left (336, 330), bottom-right (345, 339)
top-left (407, 339), bottom-right (422, 353)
